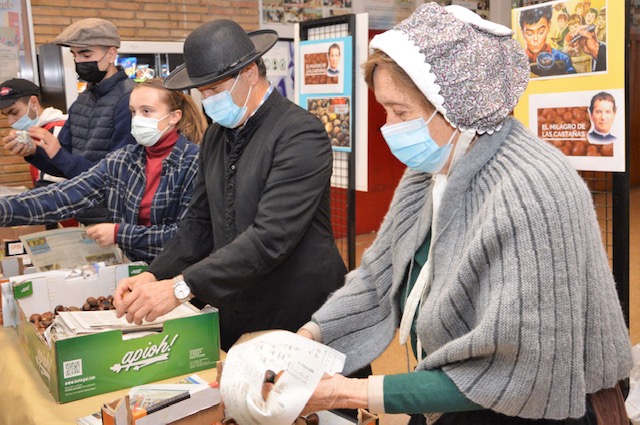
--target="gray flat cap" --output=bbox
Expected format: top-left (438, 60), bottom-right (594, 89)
top-left (54, 18), bottom-right (120, 48)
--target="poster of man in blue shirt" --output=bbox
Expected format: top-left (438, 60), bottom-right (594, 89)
top-left (519, 5), bottom-right (576, 77)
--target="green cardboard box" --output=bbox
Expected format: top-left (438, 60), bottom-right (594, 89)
top-left (10, 264), bottom-right (220, 403)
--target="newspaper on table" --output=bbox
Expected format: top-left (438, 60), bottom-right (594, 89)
top-left (220, 330), bottom-right (346, 425)
top-left (20, 227), bottom-right (123, 272)
top-left (54, 303), bottom-right (201, 339)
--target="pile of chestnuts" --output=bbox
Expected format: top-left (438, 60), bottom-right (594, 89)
top-left (28, 295), bottom-right (116, 334)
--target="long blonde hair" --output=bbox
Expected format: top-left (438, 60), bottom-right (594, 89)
top-left (133, 79), bottom-right (206, 144)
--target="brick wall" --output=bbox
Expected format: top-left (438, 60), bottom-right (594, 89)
top-left (0, 0), bottom-right (259, 187)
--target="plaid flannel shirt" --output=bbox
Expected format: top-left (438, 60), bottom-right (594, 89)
top-left (0, 134), bottom-right (199, 263)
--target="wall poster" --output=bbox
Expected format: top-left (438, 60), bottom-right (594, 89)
top-left (0, 0), bottom-right (37, 85)
top-left (0, 1), bottom-right (22, 81)
top-left (513, 0), bottom-right (608, 80)
top-left (298, 36), bottom-right (353, 152)
top-left (529, 89), bottom-right (624, 172)
top-left (512, 0), bottom-right (624, 172)
top-left (261, 0), bottom-right (353, 38)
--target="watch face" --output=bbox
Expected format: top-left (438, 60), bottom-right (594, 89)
top-left (174, 281), bottom-right (191, 301)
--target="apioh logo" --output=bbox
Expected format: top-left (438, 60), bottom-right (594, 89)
top-left (110, 334), bottom-right (179, 373)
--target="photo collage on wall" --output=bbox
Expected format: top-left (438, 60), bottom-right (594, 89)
top-left (262, 0), bottom-right (352, 27)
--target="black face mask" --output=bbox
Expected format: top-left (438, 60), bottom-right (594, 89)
top-left (75, 60), bottom-right (108, 84)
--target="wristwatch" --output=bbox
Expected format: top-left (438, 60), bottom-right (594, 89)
top-left (173, 275), bottom-right (192, 303)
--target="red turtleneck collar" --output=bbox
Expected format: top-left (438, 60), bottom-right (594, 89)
top-left (145, 128), bottom-right (179, 159)
top-left (136, 128), bottom-right (180, 227)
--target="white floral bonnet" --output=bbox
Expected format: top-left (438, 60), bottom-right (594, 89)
top-left (369, 3), bottom-right (530, 134)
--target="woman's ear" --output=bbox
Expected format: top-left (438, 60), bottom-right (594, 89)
top-left (170, 109), bottom-right (183, 125)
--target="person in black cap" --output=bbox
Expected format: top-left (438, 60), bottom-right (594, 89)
top-left (23, 18), bottom-right (136, 224)
top-left (0, 78), bottom-right (67, 190)
top-left (113, 19), bottom-right (348, 353)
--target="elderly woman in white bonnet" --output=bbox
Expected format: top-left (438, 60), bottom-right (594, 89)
top-left (298, 3), bottom-right (631, 424)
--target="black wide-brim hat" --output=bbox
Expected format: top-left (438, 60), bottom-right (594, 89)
top-left (164, 19), bottom-right (278, 90)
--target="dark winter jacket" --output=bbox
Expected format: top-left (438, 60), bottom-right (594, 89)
top-left (28, 69), bottom-right (135, 178)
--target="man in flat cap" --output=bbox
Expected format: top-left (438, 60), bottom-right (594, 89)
top-left (114, 19), bottom-right (349, 354)
top-left (24, 18), bottom-right (135, 223)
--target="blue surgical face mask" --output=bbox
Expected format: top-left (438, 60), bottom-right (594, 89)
top-left (380, 111), bottom-right (455, 174)
top-left (11, 101), bottom-right (39, 131)
top-left (202, 77), bottom-right (252, 128)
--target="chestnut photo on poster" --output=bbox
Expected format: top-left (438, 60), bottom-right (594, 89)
top-left (529, 89), bottom-right (624, 172)
top-left (307, 96), bottom-right (351, 150)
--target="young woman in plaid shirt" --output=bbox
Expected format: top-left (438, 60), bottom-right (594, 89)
top-left (0, 79), bottom-right (206, 263)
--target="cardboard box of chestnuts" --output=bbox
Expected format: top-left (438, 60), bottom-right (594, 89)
top-left (6, 264), bottom-right (220, 403)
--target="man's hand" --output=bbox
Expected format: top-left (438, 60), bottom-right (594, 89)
top-left (572, 24), bottom-right (599, 60)
top-left (86, 223), bottom-right (116, 247)
top-left (28, 127), bottom-right (62, 158)
top-left (3, 130), bottom-right (36, 157)
top-left (114, 272), bottom-right (181, 325)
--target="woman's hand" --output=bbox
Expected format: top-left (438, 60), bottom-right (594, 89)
top-left (297, 328), bottom-right (314, 340)
top-left (301, 374), bottom-right (368, 416)
top-left (86, 223), bottom-right (116, 247)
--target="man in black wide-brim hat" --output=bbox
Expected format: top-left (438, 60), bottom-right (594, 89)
top-left (114, 19), bottom-right (348, 352)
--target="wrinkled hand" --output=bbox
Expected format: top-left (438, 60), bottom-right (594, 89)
top-left (113, 272), bottom-right (181, 325)
top-left (301, 374), bottom-right (368, 416)
top-left (3, 130), bottom-right (36, 157)
top-left (85, 223), bottom-right (116, 247)
top-left (28, 127), bottom-right (61, 158)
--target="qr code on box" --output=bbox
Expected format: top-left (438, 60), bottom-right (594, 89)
top-left (63, 359), bottom-right (83, 378)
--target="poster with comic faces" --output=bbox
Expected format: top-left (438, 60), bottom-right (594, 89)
top-left (513, 0), bottom-right (608, 80)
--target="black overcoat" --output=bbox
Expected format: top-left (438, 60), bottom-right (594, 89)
top-left (148, 90), bottom-right (347, 350)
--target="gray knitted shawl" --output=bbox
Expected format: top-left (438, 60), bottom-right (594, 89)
top-left (312, 117), bottom-right (632, 419)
